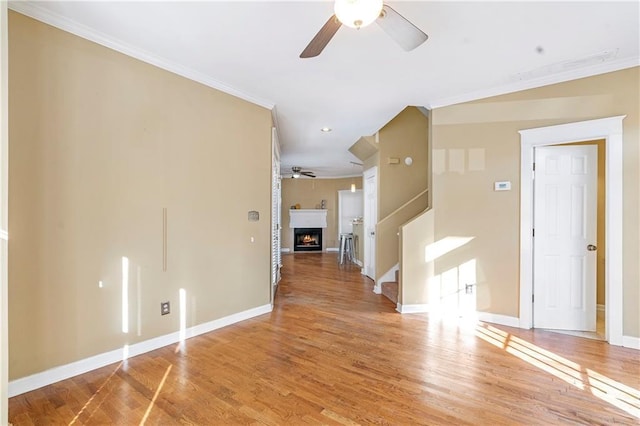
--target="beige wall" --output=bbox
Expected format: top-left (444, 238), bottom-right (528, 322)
top-left (400, 209), bottom-right (434, 305)
top-left (378, 107), bottom-right (429, 220)
top-left (281, 177), bottom-right (362, 250)
top-left (373, 106), bottom-right (429, 279)
top-left (8, 12), bottom-right (273, 379)
top-left (0, 3), bottom-right (7, 422)
top-left (431, 67), bottom-right (639, 337)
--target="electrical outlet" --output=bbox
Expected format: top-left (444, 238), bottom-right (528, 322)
top-left (161, 301), bottom-right (170, 315)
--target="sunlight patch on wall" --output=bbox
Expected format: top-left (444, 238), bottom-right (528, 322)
top-left (425, 236), bottom-right (474, 262)
top-left (137, 266), bottom-right (142, 337)
top-left (427, 258), bottom-right (477, 319)
top-left (179, 288), bottom-right (186, 343)
top-left (121, 257), bottom-right (129, 334)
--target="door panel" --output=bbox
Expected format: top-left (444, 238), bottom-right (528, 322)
top-left (533, 145), bottom-right (597, 331)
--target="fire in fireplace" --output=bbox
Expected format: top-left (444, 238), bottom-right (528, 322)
top-left (294, 228), bottom-right (323, 252)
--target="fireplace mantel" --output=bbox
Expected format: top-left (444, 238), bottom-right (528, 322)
top-left (289, 209), bottom-right (327, 229)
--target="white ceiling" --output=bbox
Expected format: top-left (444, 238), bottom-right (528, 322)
top-left (10, 1), bottom-right (640, 177)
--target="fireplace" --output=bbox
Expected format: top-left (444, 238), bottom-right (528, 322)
top-left (294, 228), bottom-right (323, 252)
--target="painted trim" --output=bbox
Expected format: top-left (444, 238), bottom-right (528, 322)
top-left (476, 312), bottom-right (521, 328)
top-left (280, 248), bottom-right (291, 253)
top-left (428, 57), bottom-right (639, 109)
top-left (326, 247), bottom-right (339, 252)
top-left (622, 336), bottom-right (640, 350)
top-left (8, 304), bottom-right (272, 397)
top-left (7, 2), bottom-right (275, 110)
top-left (397, 303), bottom-right (431, 314)
top-left (518, 116), bottom-right (625, 347)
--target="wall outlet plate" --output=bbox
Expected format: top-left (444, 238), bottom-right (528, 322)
top-left (161, 301), bottom-right (170, 315)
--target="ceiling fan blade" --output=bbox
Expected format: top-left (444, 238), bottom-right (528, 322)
top-left (376, 4), bottom-right (428, 52)
top-left (301, 171), bottom-right (316, 178)
top-left (300, 14), bottom-right (342, 58)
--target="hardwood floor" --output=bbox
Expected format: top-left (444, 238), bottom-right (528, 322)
top-left (9, 253), bottom-right (640, 425)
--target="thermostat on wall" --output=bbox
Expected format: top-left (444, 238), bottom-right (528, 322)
top-left (494, 181), bottom-right (511, 191)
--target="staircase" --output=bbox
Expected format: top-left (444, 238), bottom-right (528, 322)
top-left (381, 270), bottom-right (399, 304)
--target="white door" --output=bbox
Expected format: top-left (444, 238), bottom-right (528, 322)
top-left (363, 167), bottom-right (377, 280)
top-left (533, 145), bottom-right (597, 331)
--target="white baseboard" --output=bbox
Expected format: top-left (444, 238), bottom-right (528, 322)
top-left (397, 307), bottom-right (521, 330)
top-left (622, 335), bottom-right (640, 350)
top-left (280, 247), bottom-right (291, 253)
top-left (326, 247), bottom-right (339, 252)
top-left (8, 303), bottom-right (273, 397)
top-left (397, 303), bottom-right (431, 314)
top-left (476, 312), bottom-right (521, 328)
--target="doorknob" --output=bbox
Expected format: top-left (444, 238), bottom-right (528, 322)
top-left (370, 231), bottom-right (375, 236)
top-left (587, 244), bottom-right (597, 251)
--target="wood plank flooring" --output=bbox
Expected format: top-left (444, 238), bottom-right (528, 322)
top-left (9, 253), bottom-right (640, 425)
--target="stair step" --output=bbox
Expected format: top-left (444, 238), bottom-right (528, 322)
top-left (381, 281), bottom-right (398, 304)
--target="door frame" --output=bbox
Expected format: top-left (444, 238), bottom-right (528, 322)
top-left (519, 116), bottom-right (625, 345)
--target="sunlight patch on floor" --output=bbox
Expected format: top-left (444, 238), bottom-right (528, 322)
top-left (475, 323), bottom-right (639, 418)
top-left (68, 362), bottom-right (123, 425)
top-left (139, 364), bottom-right (173, 425)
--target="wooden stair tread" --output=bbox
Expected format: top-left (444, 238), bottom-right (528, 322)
top-left (381, 281), bottom-right (398, 304)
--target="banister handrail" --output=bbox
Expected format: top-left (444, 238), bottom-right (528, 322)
top-left (375, 189), bottom-right (429, 280)
top-left (378, 188), bottom-right (429, 226)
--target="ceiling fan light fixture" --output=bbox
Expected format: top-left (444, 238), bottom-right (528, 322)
top-left (292, 172), bottom-right (301, 178)
top-left (334, 0), bottom-right (383, 29)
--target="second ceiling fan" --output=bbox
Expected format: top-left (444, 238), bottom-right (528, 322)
top-left (291, 166), bottom-right (316, 178)
top-left (300, 0), bottom-right (428, 58)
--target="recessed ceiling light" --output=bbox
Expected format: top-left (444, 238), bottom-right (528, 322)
top-left (321, 127), bottom-right (332, 132)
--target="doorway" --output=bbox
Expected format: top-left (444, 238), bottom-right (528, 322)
top-left (338, 189), bottom-right (363, 235)
top-left (519, 116), bottom-right (625, 346)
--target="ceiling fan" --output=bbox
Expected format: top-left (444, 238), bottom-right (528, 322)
top-left (290, 166), bottom-right (316, 178)
top-left (300, 0), bottom-right (428, 59)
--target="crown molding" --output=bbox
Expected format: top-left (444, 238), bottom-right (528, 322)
top-left (8, 1), bottom-right (276, 110)
top-left (427, 56), bottom-right (640, 109)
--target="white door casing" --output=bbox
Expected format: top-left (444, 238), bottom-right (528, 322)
top-left (363, 167), bottom-right (377, 281)
top-left (533, 145), bottom-right (597, 331)
top-left (519, 115), bottom-right (625, 346)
